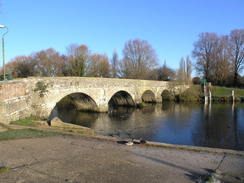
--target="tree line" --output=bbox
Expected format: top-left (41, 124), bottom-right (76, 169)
top-left (2, 29), bottom-right (244, 87)
top-left (193, 29), bottom-right (244, 87)
top-left (4, 39), bottom-right (178, 81)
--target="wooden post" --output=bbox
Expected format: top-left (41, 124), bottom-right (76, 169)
top-left (204, 83), bottom-right (208, 104)
top-left (208, 89), bottom-right (212, 102)
top-left (232, 90), bottom-right (235, 103)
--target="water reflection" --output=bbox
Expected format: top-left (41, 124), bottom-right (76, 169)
top-left (108, 107), bottom-right (134, 121)
top-left (193, 104), bottom-right (233, 149)
top-left (57, 103), bottom-right (244, 150)
top-left (58, 108), bottom-right (99, 127)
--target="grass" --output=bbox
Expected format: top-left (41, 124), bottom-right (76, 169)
top-left (179, 85), bottom-right (244, 102)
top-left (211, 86), bottom-right (244, 97)
top-left (10, 117), bottom-right (39, 127)
top-left (0, 167), bottom-right (9, 174)
top-left (0, 128), bottom-right (66, 140)
top-left (9, 117), bottom-right (94, 135)
top-left (205, 175), bottom-right (215, 183)
top-left (187, 85), bottom-right (244, 97)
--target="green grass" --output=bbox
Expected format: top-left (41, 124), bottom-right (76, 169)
top-left (179, 85), bottom-right (244, 102)
top-left (189, 85), bottom-right (244, 97)
top-left (10, 117), bottom-right (39, 127)
top-left (205, 175), bottom-right (214, 183)
top-left (0, 167), bottom-right (9, 173)
top-left (0, 128), bottom-right (66, 140)
top-left (211, 86), bottom-right (244, 97)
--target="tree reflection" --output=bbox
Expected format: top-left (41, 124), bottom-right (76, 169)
top-left (192, 103), bottom-right (241, 150)
top-left (141, 103), bottom-right (156, 114)
top-left (108, 107), bottom-right (134, 120)
top-left (55, 101), bottom-right (244, 150)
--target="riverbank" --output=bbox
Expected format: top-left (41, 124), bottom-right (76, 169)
top-left (164, 85), bottom-right (244, 102)
top-left (0, 135), bottom-right (243, 183)
top-left (1, 119), bottom-right (244, 157)
top-left (0, 117), bottom-right (94, 142)
top-left (1, 118), bottom-right (244, 182)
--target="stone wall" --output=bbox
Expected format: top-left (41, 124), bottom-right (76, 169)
top-left (0, 81), bottom-right (28, 100)
top-left (0, 80), bottom-right (33, 124)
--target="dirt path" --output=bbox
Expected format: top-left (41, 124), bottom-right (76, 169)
top-left (0, 136), bottom-right (243, 183)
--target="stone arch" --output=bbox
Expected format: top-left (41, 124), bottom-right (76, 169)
top-left (141, 90), bottom-right (156, 103)
top-left (161, 89), bottom-right (174, 101)
top-left (108, 90), bottom-right (135, 108)
top-left (56, 92), bottom-right (99, 112)
top-left (47, 92), bottom-right (99, 125)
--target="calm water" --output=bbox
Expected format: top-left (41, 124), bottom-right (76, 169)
top-left (57, 103), bottom-right (244, 150)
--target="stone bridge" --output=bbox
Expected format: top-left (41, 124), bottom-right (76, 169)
top-left (0, 77), bottom-right (188, 124)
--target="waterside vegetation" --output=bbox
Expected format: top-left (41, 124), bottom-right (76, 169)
top-left (164, 85), bottom-right (244, 103)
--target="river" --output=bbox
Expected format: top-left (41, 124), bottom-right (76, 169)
top-left (57, 103), bottom-right (244, 150)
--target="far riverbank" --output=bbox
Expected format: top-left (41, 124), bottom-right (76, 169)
top-left (162, 85), bottom-right (244, 103)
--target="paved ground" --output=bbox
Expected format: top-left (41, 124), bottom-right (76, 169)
top-left (0, 136), bottom-right (243, 183)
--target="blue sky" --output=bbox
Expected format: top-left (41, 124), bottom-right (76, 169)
top-left (0, 0), bottom-right (244, 70)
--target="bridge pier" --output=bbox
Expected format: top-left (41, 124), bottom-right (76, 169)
top-left (97, 104), bottom-right (108, 112)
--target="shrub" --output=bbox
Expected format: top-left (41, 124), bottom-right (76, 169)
top-left (178, 90), bottom-right (200, 102)
top-left (34, 81), bottom-right (49, 97)
top-left (178, 86), bottom-right (202, 102)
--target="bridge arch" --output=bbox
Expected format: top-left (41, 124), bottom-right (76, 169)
top-left (56, 92), bottom-right (99, 112)
top-left (161, 89), bottom-right (174, 101)
top-left (141, 90), bottom-right (156, 103)
top-left (108, 90), bottom-right (135, 108)
top-left (47, 92), bottom-right (100, 124)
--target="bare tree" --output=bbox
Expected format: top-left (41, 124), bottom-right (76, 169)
top-left (66, 44), bottom-right (90, 76)
top-left (186, 56), bottom-right (192, 81)
top-left (193, 32), bottom-right (219, 82)
top-left (229, 29), bottom-right (244, 86)
top-left (33, 48), bottom-right (65, 77)
top-left (177, 57), bottom-right (187, 82)
top-left (6, 50), bottom-right (68, 78)
top-left (212, 35), bottom-right (231, 85)
top-left (111, 50), bottom-right (119, 78)
top-left (5, 56), bottom-right (36, 78)
top-left (120, 39), bottom-right (158, 79)
top-left (155, 61), bottom-right (175, 81)
top-left (86, 54), bottom-right (110, 77)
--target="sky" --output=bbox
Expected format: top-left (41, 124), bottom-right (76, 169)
top-left (0, 0), bottom-right (244, 70)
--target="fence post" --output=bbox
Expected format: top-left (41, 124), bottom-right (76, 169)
top-left (204, 83), bottom-right (208, 104)
top-left (232, 90), bottom-right (235, 103)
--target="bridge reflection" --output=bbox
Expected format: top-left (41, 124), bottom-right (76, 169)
top-left (55, 102), bottom-right (244, 150)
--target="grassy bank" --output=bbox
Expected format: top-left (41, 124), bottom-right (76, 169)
top-left (211, 86), bottom-right (244, 97)
top-left (8, 116), bottom-right (94, 136)
top-left (10, 117), bottom-right (40, 127)
top-left (0, 128), bottom-right (66, 140)
top-left (174, 85), bottom-right (244, 102)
